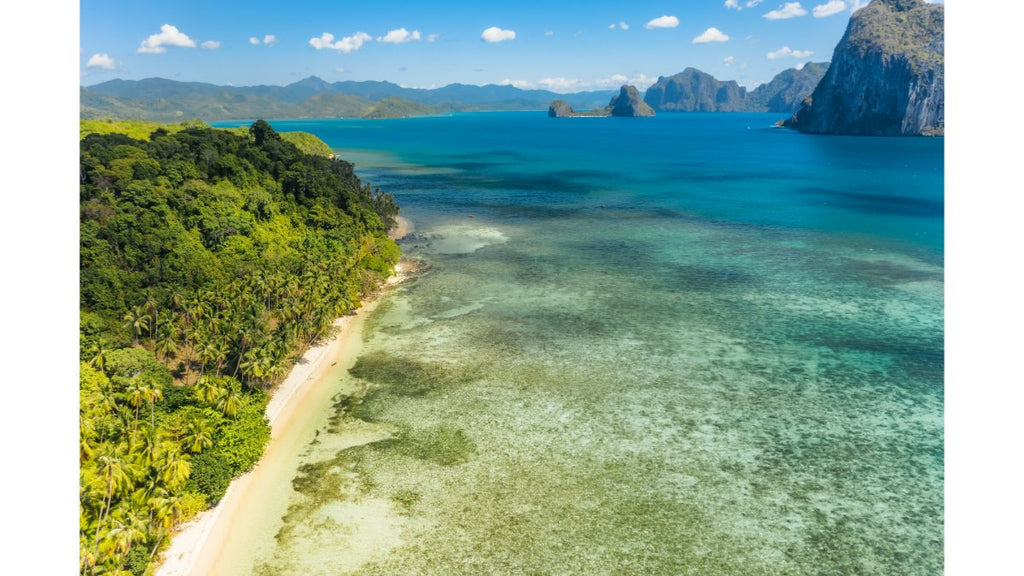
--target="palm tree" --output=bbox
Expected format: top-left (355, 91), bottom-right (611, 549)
top-left (215, 385), bottom-right (241, 418)
top-left (183, 416), bottom-right (214, 454)
top-left (93, 444), bottom-right (134, 549)
top-left (122, 307), bottom-right (150, 347)
top-left (143, 295), bottom-right (159, 348)
top-left (142, 382), bottom-right (163, 429)
top-left (122, 379), bottom-right (147, 433)
top-left (158, 443), bottom-right (191, 488)
top-left (193, 376), bottom-right (223, 405)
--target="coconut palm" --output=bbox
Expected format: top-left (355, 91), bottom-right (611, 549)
top-left (122, 307), bottom-right (151, 347)
top-left (158, 443), bottom-right (191, 488)
top-left (93, 444), bottom-right (134, 549)
top-left (215, 385), bottom-right (241, 418)
top-left (183, 416), bottom-right (214, 454)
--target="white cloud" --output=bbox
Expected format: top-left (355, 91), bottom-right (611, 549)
top-left (747, 0), bottom-right (764, 6)
top-left (335, 67), bottom-right (349, 74)
top-left (427, 33), bottom-right (440, 42)
top-left (86, 53), bottom-right (116, 69)
top-left (378, 28), bottom-right (421, 44)
top-left (499, 78), bottom-right (533, 89)
top-left (693, 27), bottom-right (730, 44)
top-left (544, 30), bottom-right (555, 37)
top-left (481, 27), bottom-right (516, 43)
top-left (766, 45), bottom-right (813, 59)
top-left (644, 15), bottom-right (680, 29)
top-left (138, 24), bottom-right (196, 54)
top-left (250, 35), bottom-right (278, 46)
top-left (609, 21), bottom-right (629, 30)
top-left (724, 55), bottom-right (736, 66)
top-left (813, 0), bottom-right (847, 17)
top-left (595, 73), bottom-right (654, 90)
top-left (200, 40), bottom-right (220, 50)
top-left (725, 0), bottom-right (741, 10)
top-left (309, 31), bottom-right (372, 53)
top-left (537, 77), bottom-right (586, 91)
top-left (764, 2), bottom-right (809, 19)
top-left (850, 0), bottom-right (869, 11)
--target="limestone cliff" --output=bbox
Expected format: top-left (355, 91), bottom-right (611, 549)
top-left (609, 85), bottom-right (655, 117)
top-left (784, 0), bottom-right (943, 136)
top-left (548, 85), bottom-right (654, 118)
top-left (643, 68), bottom-right (746, 112)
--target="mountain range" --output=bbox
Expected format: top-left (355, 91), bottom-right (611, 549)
top-left (80, 63), bottom-right (826, 123)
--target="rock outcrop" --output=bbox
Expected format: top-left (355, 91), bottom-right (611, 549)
top-left (548, 85), bottom-right (654, 117)
top-left (609, 85), bottom-right (655, 117)
top-left (643, 68), bottom-right (746, 112)
top-left (784, 0), bottom-right (943, 136)
top-left (746, 62), bottom-right (830, 113)
top-left (643, 65), bottom-right (828, 113)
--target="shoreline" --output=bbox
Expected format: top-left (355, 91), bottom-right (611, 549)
top-left (155, 224), bottom-right (410, 576)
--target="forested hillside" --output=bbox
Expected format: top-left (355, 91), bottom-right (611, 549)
top-left (79, 120), bottom-right (399, 575)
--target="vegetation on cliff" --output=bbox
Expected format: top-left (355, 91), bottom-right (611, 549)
top-left (79, 119), bottom-right (399, 575)
top-left (784, 0), bottom-right (944, 135)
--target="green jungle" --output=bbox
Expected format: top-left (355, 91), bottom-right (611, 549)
top-left (78, 119), bottom-right (400, 575)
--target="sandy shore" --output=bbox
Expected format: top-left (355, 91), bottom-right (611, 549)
top-left (156, 257), bottom-right (409, 576)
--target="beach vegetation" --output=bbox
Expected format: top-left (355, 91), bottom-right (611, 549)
top-left (79, 119), bottom-right (401, 575)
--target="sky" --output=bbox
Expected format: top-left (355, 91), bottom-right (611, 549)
top-left (79, 0), bottom-right (939, 92)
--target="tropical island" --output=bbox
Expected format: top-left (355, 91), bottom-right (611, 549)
top-left (79, 118), bottom-right (401, 575)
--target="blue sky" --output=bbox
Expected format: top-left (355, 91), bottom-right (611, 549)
top-left (81, 0), bottom-right (940, 91)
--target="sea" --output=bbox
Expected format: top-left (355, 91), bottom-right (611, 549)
top-left (211, 112), bottom-right (944, 575)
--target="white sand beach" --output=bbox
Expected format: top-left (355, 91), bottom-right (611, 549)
top-left (156, 251), bottom-right (409, 576)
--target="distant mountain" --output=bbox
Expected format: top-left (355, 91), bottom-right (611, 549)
top-left (81, 77), bottom-right (617, 122)
top-left (644, 68), bottom-right (747, 112)
top-left (784, 0), bottom-right (943, 136)
top-left (746, 62), bottom-right (830, 113)
top-left (643, 64), bottom-right (828, 113)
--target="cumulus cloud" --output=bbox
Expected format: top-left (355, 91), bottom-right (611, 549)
top-left (537, 77), bottom-right (586, 91)
top-left (609, 21), bottom-right (629, 30)
top-left (644, 15), bottom-right (680, 29)
top-left (693, 27), bottom-right (730, 44)
top-left (595, 73), bottom-right (654, 90)
top-left (725, 0), bottom-right (741, 9)
top-left (724, 55), bottom-right (736, 66)
top-left (499, 78), bottom-right (533, 89)
top-left (138, 24), bottom-right (196, 54)
top-left (86, 53), bottom-right (116, 69)
top-left (309, 31), bottom-right (372, 52)
top-left (764, 2), bottom-right (808, 19)
top-left (427, 33), bottom-right (440, 42)
top-left (250, 35), bottom-right (278, 46)
top-left (200, 40), bottom-right (220, 50)
top-left (481, 27), bottom-right (516, 43)
top-left (378, 28), bottom-right (421, 44)
top-left (813, 0), bottom-right (847, 17)
top-left (766, 45), bottom-right (813, 59)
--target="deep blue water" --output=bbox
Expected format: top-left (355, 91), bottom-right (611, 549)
top-left (213, 113), bottom-right (944, 575)
top-left (217, 112), bottom-right (943, 259)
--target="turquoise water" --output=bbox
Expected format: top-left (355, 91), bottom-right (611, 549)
top-left (215, 113), bottom-right (943, 575)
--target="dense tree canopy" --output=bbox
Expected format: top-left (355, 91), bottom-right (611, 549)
top-left (79, 120), bottom-right (400, 575)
